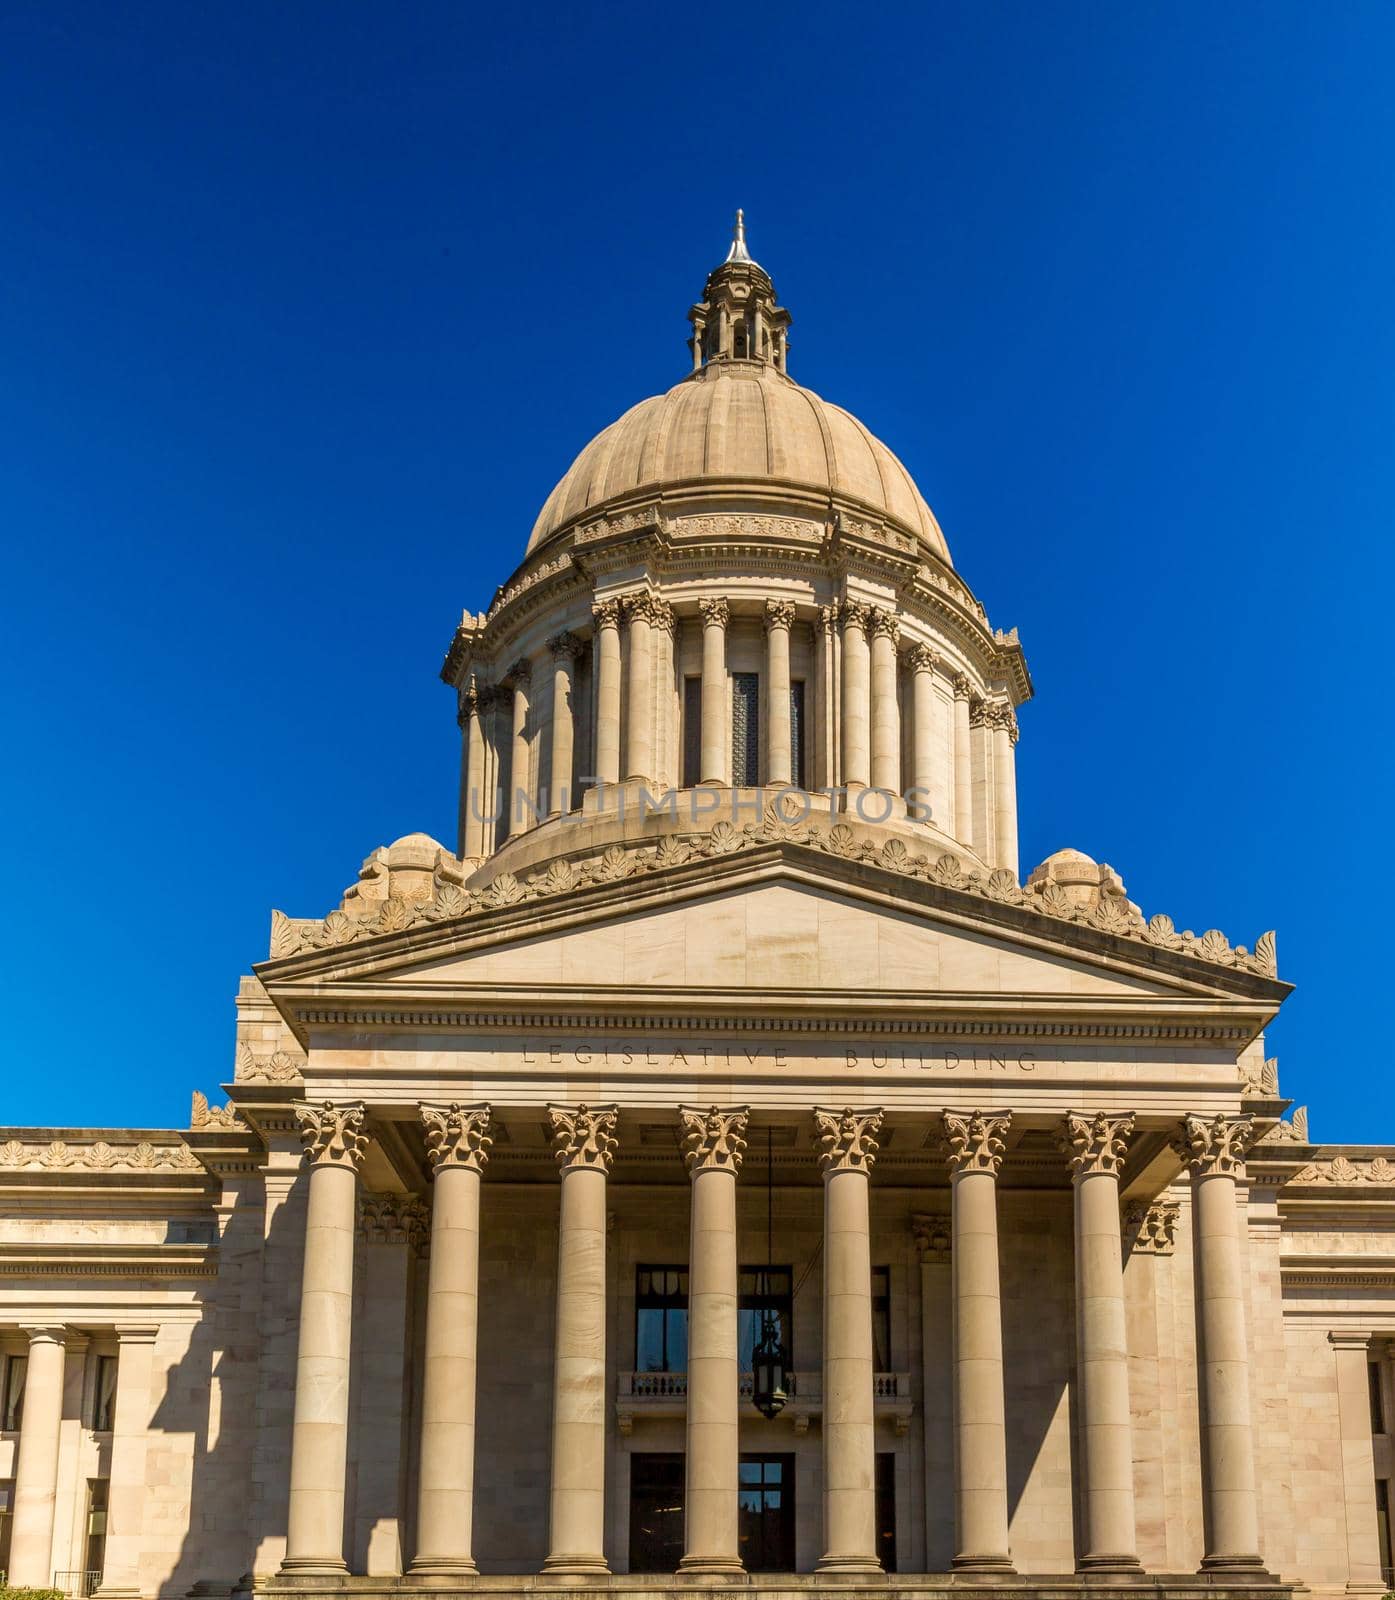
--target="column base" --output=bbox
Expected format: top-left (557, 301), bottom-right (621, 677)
top-left (1200, 1555), bottom-right (1269, 1573)
top-left (951, 1556), bottom-right (1017, 1574)
top-left (405, 1558), bottom-right (480, 1578)
top-left (1078, 1555), bottom-right (1144, 1573)
top-left (675, 1555), bottom-right (745, 1576)
top-left (276, 1561), bottom-right (349, 1578)
top-left (540, 1555), bottom-right (611, 1578)
top-left (815, 1555), bottom-right (884, 1574)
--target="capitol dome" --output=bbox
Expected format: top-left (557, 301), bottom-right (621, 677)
top-left (526, 361), bottom-right (951, 564)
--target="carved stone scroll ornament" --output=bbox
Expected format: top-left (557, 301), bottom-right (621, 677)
top-left (911, 1212), bottom-right (951, 1263)
top-left (548, 1103), bottom-right (620, 1172)
top-left (1173, 1113), bottom-right (1255, 1177)
top-left (941, 1109), bottom-right (1010, 1175)
top-left (814, 1107), bottom-right (884, 1173)
top-left (679, 1105), bottom-right (749, 1174)
top-left (420, 1102), bottom-right (493, 1174)
top-left (1124, 1199), bottom-right (1180, 1255)
top-left (295, 1101), bottom-right (369, 1171)
top-left (1060, 1111), bottom-right (1136, 1177)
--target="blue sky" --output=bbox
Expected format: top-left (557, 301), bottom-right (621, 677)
top-left (1, 2), bottom-right (1391, 1137)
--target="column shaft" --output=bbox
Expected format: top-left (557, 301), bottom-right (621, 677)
top-left (699, 601), bottom-right (729, 784)
top-left (840, 606), bottom-right (870, 792)
top-left (283, 1140), bottom-right (361, 1574)
top-left (765, 602), bottom-right (794, 786)
top-left (459, 689), bottom-right (487, 859)
top-left (593, 603), bottom-right (622, 786)
top-left (548, 637), bottom-right (579, 816)
top-left (9, 1327), bottom-right (68, 1588)
top-left (952, 678), bottom-right (972, 843)
top-left (508, 667), bottom-right (532, 834)
top-left (626, 602), bottom-right (654, 783)
top-left (909, 649), bottom-right (936, 820)
top-left (992, 709), bottom-right (1018, 876)
top-left (412, 1161), bottom-right (484, 1574)
top-left (869, 614), bottom-right (900, 794)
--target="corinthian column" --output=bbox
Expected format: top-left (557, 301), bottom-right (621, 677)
top-left (281, 1101), bottom-right (368, 1575)
top-left (765, 600), bottom-right (796, 785)
top-left (952, 673), bottom-right (972, 844)
top-left (868, 609), bottom-right (900, 795)
top-left (506, 659), bottom-right (533, 835)
top-left (699, 598), bottom-right (729, 785)
top-left (593, 600), bottom-right (622, 786)
top-left (544, 1104), bottom-right (619, 1575)
top-left (907, 644), bottom-right (938, 822)
top-left (815, 1107), bottom-right (885, 1573)
top-left (1062, 1111), bottom-right (1140, 1570)
top-left (1175, 1114), bottom-right (1265, 1572)
top-left (8, 1325), bottom-right (68, 1587)
top-left (410, 1102), bottom-right (493, 1577)
top-left (625, 595), bottom-right (655, 783)
top-left (457, 683), bottom-right (487, 861)
top-left (547, 632), bottom-right (583, 816)
top-left (840, 602), bottom-right (871, 792)
top-left (990, 700), bottom-right (1019, 877)
top-left (942, 1110), bottom-right (1014, 1572)
top-left (678, 1105), bottom-right (749, 1575)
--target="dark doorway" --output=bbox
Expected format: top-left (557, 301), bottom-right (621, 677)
top-left (876, 1451), bottom-right (897, 1572)
top-left (739, 1453), bottom-right (795, 1571)
top-left (629, 1452), bottom-right (684, 1573)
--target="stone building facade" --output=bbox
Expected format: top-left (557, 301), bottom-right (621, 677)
top-left (1, 217), bottom-right (1390, 1599)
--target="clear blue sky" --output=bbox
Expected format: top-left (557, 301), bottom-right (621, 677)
top-left (2, 2), bottom-right (1391, 1138)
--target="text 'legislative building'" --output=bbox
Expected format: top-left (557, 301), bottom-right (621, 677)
top-left (1, 216), bottom-right (1389, 1600)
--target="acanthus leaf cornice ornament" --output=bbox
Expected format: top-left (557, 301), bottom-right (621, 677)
top-left (421, 1102), bottom-right (493, 1174)
top-left (679, 1104), bottom-right (748, 1174)
top-left (1061, 1110), bottom-right (1136, 1177)
top-left (1174, 1112), bottom-right (1255, 1177)
top-left (1288, 1154), bottom-right (1395, 1187)
top-left (549, 1103), bottom-right (620, 1173)
top-left (942, 1109), bottom-right (1010, 1175)
top-left (814, 1106), bottom-right (883, 1173)
top-left (235, 1039), bottom-right (305, 1083)
top-left (189, 1091), bottom-right (243, 1131)
top-left (295, 1101), bottom-right (369, 1171)
top-left (0, 1137), bottom-right (204, 1174)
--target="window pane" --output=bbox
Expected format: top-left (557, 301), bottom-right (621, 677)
top-left (665, 1309), bottom-right (688, 1372)
top-left (872, 1267), bottom-right (891, 1370)
top-left (636, 1309), bottom-right (667, 1372)
top-left (790, 681), bottom-right (806, 788)
top-left (4, 1357), bottom-right (26, 1432)
top-left (732, 673), bottom-right (759, 786)
top-left (683, 677), bottom-right (702, 787)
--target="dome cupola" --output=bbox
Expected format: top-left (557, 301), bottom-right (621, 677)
top-left (687, 209), bottom-right (792, 372)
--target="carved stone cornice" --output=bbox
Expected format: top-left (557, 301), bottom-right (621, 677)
top-left (912, 1212), bottom-right (951, 1263)
top-left (592, 598), bottom-right (623, 630)
top-left (679, 1105), bottom-right (748, 1174)
top-left (866, 607), bottom-right (899, 642)
top-left (295, 1101), bottom-right (369, 1171)
top-left (905, 643), bottom-right (939, 674)
top-left (548, 630), bottom-right (584, 663)
top-left (839, 600), bottom-right (869, 635)
top-left (764, 598), bottom-right (797, 631)
top-left (1124, 1199), bottom-right (1179, 1255)
top-left (189, 1091), bottom-right (243, 1131)
top-left (1061, 1111), bottom-right (1135, 1178)
top-left (942, 1109), bottom-right (1010, 1175)
top-left (235, 1041), bottom-right (305, 1083)
top-left (421, 1102), bottom-right (493, 1174)
top-left (359, 1192), bottom-right (429, 1249)
top-left (1174, 1113), bottom-right (1255, 1177)
top-left (1288, 1155), bottom-right (1395, 1187)
top-left (814, 1107), bottom-right (883, 1173)
top-left (952, 672), bottom-right (972, 700)
top-left (699, 596), bottom-right (730, 629)
top-left (0, 1137), bottom-right (205, 1174)
top-left (549, 1103), bottom-right (620, 1173)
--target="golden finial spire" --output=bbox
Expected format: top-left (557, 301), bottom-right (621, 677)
top-left (724, 207), bottom-right (753, 264)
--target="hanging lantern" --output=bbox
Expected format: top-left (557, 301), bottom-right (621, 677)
top-left (751, 1308), bottom-right (788, 1420)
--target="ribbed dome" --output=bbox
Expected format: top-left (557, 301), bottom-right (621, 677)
top-left (526, 361), bottom-right (951, 564)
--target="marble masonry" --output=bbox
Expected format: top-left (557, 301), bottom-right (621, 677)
top-left (1, 216), bottom-right (1390, 1600)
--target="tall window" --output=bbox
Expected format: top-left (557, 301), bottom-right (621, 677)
top-left (1372, 1361), bottom-right (1387, 1433)
top-left (2, 1354), bottom-right (26, 1431)
top-left (90, 1355), bottom-right (117, 1432)
top-left (732, 672), bottom-right (759, 786)
top-left (871, 1267), bottom-right (892, 1370)
top-left (628, 1454), bottom-right (684, 1573)
top-left (84, 1479), bottom-right (109, 1586)
top-left (790, 680), bottom-right (806, 789)
top-left (0, 1479), bottom-right (14, 1578)
top-left (682, 677), bottom-right (701, 787)
top-left (738, 1454), bottom-right (795, 1570)
top-left (635, 1267), bottom-right (688, 1373)
top-left (876, 1453), bottom-right (898, 1572)
top-left (738, 1267), bottom-right (793, 1371)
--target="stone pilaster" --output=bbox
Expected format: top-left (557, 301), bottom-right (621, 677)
top-left (410, 1102), bottom-right (493, 1577)
top-left (815, 1108), bottom-right (885, 1573)
top-left (91, 1325), bottom-right (160, 1597)
top-left (281, 1101), bottom-right (368, 1575)
top-left (913, 1213), bottom-right (955, 1570)
top-left (677, 1105), bottom-right (749, 1574)
top-left (1062, 1111), bottom-right (1141, 1571)
top-left (942, 1110), bottom-right (1015, 1572)
top-left (543, 1104), bottom-right (619, 1575)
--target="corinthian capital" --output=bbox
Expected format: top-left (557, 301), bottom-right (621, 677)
top-left (942, 1109), bottom-right (1010, 1175)
top-left (867, 607), bottom-right (899, 641)
top-left (952, 672), bottom-right (972, 700)
top-left (549, 1103), bottom-right (620, 1173)
top-left (421, 1102), bottom-right (493, 1174)
top-left (699, 596), bottom-right (730, 629)
top-left (814, 1106), bottom-right (883, 1173)
top-left (296, 1101), bottom-right (369, 1171)
top-left (457, 683), bottom-right (481, 728)
top-left (548, 629), bottom-right (584, 663)
top-left (764, 598), bottom-right (797, 631)
top-left (592, 598), bottom-right (623, 630)
top-left (1173, 1113), bottom-right (1255, 1177)
top-left (905, 642), bottom-right (939, 674)
top-left (840, 600), bottom-right (869, 634)
top-left (1061, 1111), bottom-right (1135, 1177)
top-left (679, 1105), bottom-right (749, 1174)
